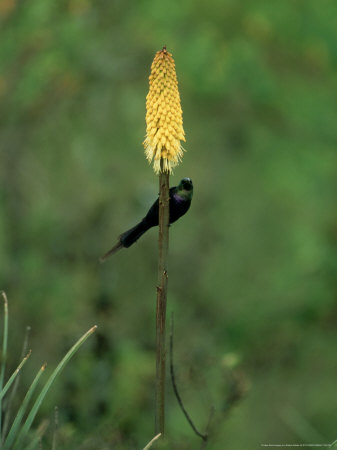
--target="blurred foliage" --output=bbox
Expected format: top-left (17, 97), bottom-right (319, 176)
top-left (1, 0), bottom-right (337, 448)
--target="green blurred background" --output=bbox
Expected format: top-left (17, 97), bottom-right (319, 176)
top-left (1, 0), bottom-right (337, 448)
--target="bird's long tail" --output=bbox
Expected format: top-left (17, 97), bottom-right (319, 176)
top-left (99, 220), bottom-right (150, 262)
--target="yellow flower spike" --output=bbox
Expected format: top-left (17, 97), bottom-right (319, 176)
top-left (143, 46), bottom-right (185, 174)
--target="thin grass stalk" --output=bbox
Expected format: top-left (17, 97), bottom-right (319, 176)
top-left (0, 291), bottom-right (9, 439)
top-left (2, 325), bottom-right (32, 442)
top-left (0, 351), bottom-right (31, 402)
top-left (51, 406), bottom-right (58, 450)
top-left (3, 364), bottom-right (46, 450)
top-left (24, 419), bottom-right (49, 450)
top-left (155, 169), bottom-right (170, 435)
top-left (143, 433), bottom-right (162, 450)
top-left (13, 325), bottom-right (97, 449)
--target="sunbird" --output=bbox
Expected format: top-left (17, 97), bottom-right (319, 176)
top-left (100, 177), bottom-right (193, 262)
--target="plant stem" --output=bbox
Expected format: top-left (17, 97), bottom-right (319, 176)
top-left (155, 170), bottom-right (170, 435)
top-left (0, 291), bottom-right (9, 442)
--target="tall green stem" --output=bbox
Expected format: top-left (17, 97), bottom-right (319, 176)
top-left (155, 170), bottom-right (170, 435)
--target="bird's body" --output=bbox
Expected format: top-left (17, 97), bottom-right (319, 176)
top-left (100, 178), bottom-right (193, 261)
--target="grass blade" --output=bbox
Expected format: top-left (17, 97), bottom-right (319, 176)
top-left (0, 351), bottom-right (31, 402)
top-left (0, 291), bottom-right (9, 439)
top-left (2, 325), bottom-right (32, 442)
top-left (51, 406), bottom-right (58, 450)
top-left (24, 419), bottom-right (49, 450)
top-left (13, 325), bottom-right (97, 449)
top-left (143, 433), bottom-right (161, 450)
top-left (3, 364), bottom-right (46, 450)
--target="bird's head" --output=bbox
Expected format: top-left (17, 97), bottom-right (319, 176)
top-left (177, 177), bottom-right (193, 200)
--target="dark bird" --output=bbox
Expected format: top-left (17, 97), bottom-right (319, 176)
top-left (100, 177), bottom-right (193, 262)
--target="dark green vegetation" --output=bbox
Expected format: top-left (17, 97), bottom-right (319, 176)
top-left (1, 0), bottom-right (337, 448)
